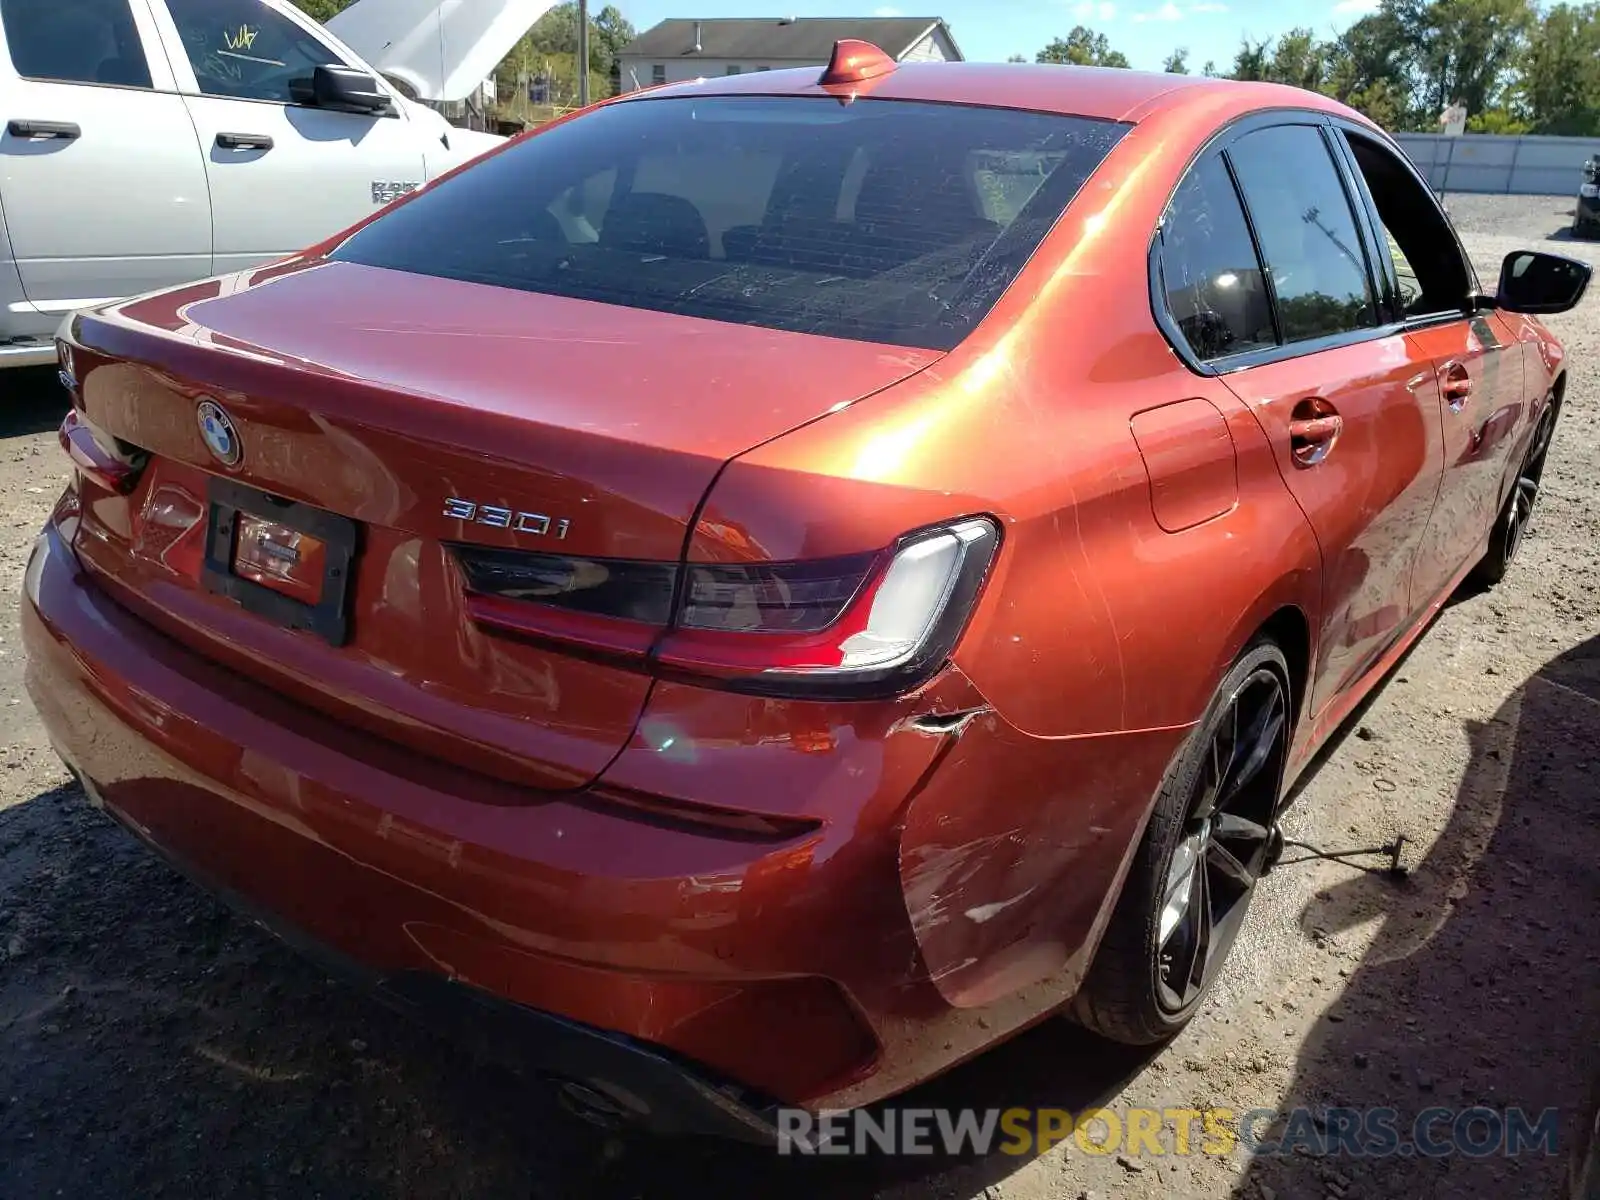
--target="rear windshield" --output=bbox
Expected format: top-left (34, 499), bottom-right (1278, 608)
top-left (330, 96), bottom-right (1126, 350)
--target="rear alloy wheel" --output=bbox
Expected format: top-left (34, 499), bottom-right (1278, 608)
top-left (1073, 641), bottom-right (1290, 1045)
top-left (1476, 398), bottom-right (1558, 587)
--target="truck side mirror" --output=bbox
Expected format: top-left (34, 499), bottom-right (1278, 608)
top-left (309, 65), bottom-right (390, 115)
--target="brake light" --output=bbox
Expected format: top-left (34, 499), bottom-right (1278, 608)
top-left (451, 518), bottom-right (999, 698)
top-left (678, 552), bottom-right (880, 633)
top-left (455, 545), bottom-right (677, 622)
top-left (58, 409), bottom-right (147, 495)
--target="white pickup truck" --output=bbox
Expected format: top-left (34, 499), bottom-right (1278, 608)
top-left (0, 0), bottom-right (541, 370)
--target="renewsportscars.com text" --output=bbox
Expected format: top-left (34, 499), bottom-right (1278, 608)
top-left (776, 1105), bottom-right (1563, 1159)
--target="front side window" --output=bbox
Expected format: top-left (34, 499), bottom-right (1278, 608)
top-left (330, 96), bottom-right (1127, 350)
top-left (1227, 124), bottom-right (1378, 344)
top-left (1158, 155), bottom-right (1275, 361)
top-left (165, 0), bottom-right (347, 104)
top-left (0, 0), bottom-right (152, 88)
top-left (1342, 130), bottom-right (1471, 318)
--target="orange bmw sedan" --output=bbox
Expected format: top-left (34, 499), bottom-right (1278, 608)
top-left (24, 46), bottom-right (1590, 1138)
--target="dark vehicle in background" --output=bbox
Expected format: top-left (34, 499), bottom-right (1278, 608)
top-left (1576, 155), bottom-right (1600, 237)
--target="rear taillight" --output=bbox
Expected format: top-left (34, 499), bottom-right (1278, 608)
top-left (58, 409), bottom-right (148, 495)
top-left (450, 517), bottom-right (999, 698)
top-left (679, 553), bottom-right (879, 633)
top-left (456, 546), bottom-right (677, 622)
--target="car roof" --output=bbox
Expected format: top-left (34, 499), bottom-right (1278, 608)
top-left (627, 61), bottom-right (1351, 125)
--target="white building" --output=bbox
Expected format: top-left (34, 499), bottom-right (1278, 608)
top-left (616, 16), bottom-right (962, 93)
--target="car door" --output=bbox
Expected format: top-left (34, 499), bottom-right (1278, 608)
top-left (152, 0), bottom-right (427, 274)
top-left (1204, 121), bottom-right (1447, 720)
top-left (1332, 125), bottom-right (1529, 606)
top-left (0, 0), bottom-right (211, 311)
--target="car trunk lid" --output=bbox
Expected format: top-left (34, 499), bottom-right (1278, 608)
top-left (62, 260), bottom-right (940, 791)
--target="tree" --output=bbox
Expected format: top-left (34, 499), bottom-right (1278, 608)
top-left (1232, 18), bottom-right (1413, 127)
top-left (1322, 11), bottom-right (1414, 126)
top-left (591, 4), bottom-right (636, 94)
top-left (1163, 47), bottom-right (1191, 74)
top-left (1230, 39), bottom-right (1270, 80)
top-left (1467, 107), bottom-right (1533, 132)
top-left (1193, 0), bottom-right (1581, 131)
top-left (1007, 53), bottom-right (1028, 63)
top-left (1202, 59), bottom-right (1220, 77)
top-left (502, 2), bottom-right (636, 104)
top-left (1270, 26), bottom-right (1327, 90)
top-left (289, 0), bottom-right (355, 21)
top-left (1228, 28), bottom-right (1324, 89)
top-left (1520, 3), bottom-right (1600, 134)
top-left (1037, 26), bottom-right (1132, 68)
top-left (1388, 0), bottom-right (1537, 119)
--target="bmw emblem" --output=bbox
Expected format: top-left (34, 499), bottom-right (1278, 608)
top-left (196, 400), bottom-right (241, 467)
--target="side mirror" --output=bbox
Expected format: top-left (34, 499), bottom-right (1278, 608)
top-left (1495, 250), bottom-right (1591, 315)
top-left (310, 65), bottom-right (390, 114)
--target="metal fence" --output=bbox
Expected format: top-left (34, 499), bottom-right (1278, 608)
top-left (1394, 133), bottom-right (1600, 196)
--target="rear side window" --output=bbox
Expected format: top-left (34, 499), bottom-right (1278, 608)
top-left (1158, 155), bottom-right (1275, 361)
top-left (0, 0), bottom-right (152, 89)
top-left (330, 96), bottom-right (1127, 350)
top-left (1226, 125), bottom-right (1377, 344)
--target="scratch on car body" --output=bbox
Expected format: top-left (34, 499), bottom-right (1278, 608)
top-left (964, 887), bottom-right (1036, 924)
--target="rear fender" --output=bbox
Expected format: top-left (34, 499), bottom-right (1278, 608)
top-left (896, 707), bottom-right (1186, 1008)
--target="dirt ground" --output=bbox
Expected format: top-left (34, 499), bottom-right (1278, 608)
top-left (1, 193), bottom-right (1598, 1200)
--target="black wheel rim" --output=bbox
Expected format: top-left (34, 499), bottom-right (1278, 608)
top-left (1155, 668), bottom-right (1287, 1015)
top-left (1504, 404), bottom-right (1556, 567)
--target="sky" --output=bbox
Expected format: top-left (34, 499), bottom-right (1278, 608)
top-left (618, 0), bottom-right (1381, 74)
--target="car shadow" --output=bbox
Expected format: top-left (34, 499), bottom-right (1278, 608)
top-left (582, 1023), bottom-right (1156, 1198)
top-left (0, 769), bottom-right (1160, 1199)
top-left (1546, 226), bottom-right (1591, 244)
top-left (8, 610), bottom-right (1593, 1197)
top-left (1230, 632), bottom-right (1600, 1198)
top-left (0, 366), bottom-right (67, 438)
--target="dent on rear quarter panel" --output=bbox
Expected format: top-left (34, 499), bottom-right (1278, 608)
top-left (896, 709), bottom-right (1184, 1007)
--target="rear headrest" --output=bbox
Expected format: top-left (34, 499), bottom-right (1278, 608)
top-left (601, 192), bottom-right (709, 259)
top-left (854, 155), bottom-right (982, 233)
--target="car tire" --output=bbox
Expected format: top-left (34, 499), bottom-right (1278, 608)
top-left (1072, 638), bottom-right (1291, 1046)
top-left (1474, 394), bottom-right (1559, 588)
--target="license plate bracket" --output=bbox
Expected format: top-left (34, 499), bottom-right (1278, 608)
top-left (200, 478), bottom-right (357, 646)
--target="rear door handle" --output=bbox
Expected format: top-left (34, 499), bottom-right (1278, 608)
top-left (7, 119), bottom-right (81, 140)
top-left (216, 132), bottom-right (273, 151)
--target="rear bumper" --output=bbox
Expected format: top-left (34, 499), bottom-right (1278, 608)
top-left (23, 516), bottom-right (1183, 1115)
top-left (75, 764), bottom-right (781, 1140)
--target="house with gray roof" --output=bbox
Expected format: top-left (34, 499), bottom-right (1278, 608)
top-left (616, 16), bottom-right (962, 92)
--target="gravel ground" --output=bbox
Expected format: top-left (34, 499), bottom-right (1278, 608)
top-left (1, 192), bottom-right (1598, 1200)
